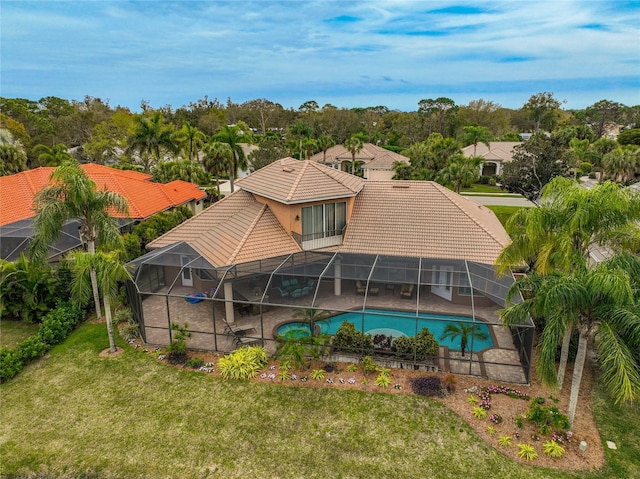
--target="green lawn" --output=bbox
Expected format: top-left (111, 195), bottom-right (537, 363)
top-left (487, 205), bottom-right (522, 227)
top-left (461, 184), bottom-right (508, 194)
top-left (0, 322), bottom-right (634, 479)
top-left (0, 320), bottom-right (40, 348)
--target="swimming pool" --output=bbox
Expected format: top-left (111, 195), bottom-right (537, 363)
top-left (276, 308), bottom-right (495, 352)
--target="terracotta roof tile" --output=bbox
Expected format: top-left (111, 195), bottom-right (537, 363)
top-left (149, 190), bottom-right (300, 267)
top-left (0, 164), bottom-right (206, 226)
top-left (461, 142), bottom-right (522, 162)
top-left (339, 181), bottom-right (510, 264)
top-left (236, 158), bottom-right (364, 204)
top-left (309, 143), bottom-right (409, 170)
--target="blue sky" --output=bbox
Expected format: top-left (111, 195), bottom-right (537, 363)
top-left (2, 1), bottom-right (639, 112)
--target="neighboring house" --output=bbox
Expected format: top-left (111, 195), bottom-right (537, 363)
top-left (0, 164), bottom-right (207, 261)
top-left (309, 143), bottom-right (410, 180)
top-left (461, 142), bottom-right (522, 177)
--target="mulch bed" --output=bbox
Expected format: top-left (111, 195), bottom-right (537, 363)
top-left (126, 337), bottom-right (605, 472)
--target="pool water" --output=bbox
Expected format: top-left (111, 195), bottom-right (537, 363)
top-left (276, 308), bottom-right (494, 352)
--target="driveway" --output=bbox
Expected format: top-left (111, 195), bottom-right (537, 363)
top-left (461, 194), bottom-right (536, 207)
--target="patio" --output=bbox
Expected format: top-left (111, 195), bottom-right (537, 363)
top-left (128, 250), bottom-right (533, 385)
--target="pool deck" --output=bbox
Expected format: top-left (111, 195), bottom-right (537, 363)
top-left (140, 282), bottom-right (529, 384)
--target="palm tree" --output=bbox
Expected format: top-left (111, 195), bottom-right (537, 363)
top-left (437, 155), bottom-right (482, 193)
top-left (602, 146), bottom-right (637, 183)
top-left (31, 160), bottom-right (129, 319)
top-left (33, 143), bottom-right (73, 167)
top-left (69, 251), bottom-right (132, 353)
top-left (289, 122), bottom-right (312, 161)
top-left (343, 135), bottom-right (364, 175)
top-left (126, 112), bottom-right (179, 173)
top-left (567, 137), bottom-right (590, 180)
top-left (176, 122), bottom-right (207, 162)
top-left (495, 176), bottom-right (640, 390)
top-left (439, 321), bottom-right (489, 357)
top-left (203, 140), bottom-right (234, 195)
top-left (213, 124), bottom-right (249, 192)
top-left (462, 126), bottom-right (491, 156)
top-left (292, 308), bottom-right (329, 337)
top-left (316, 136), bottom-right (335, 163)
top-left (501, 256), bottom-right (640, 424)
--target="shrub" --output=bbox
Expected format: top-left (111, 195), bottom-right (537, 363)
top-left (391, 327), bottom-right (438, 360)
top-left (467, 395), bottom-right (479, 404)
top-left (486, 425), bottom-right (496, 436)
top-left (542, 440), bottom-right (565, 458)
top-left (0, 348), bottom-right (23, 383)
top-left (360, 355), bottom-right (377, 376)
top-left (375, 373), bottom-right (391, 387)
top-left (17, 336), bottom-right (50, 362)
top-left (498, 435), bottom-right (512, 447)
top-left (333, 322), bottom-right (373, 354)
top-left (114, 308), bottom-right (133, 325)
top-left (274, 336), bottom-right (307, 370)
top-left (411, 376), bottom-right (442, 397)
top-left (186, 357), bottom-right (204, 369)
top-left (346, 363), bottom-right (359, 373)
top-left (119, 322), bottom-right (140, 342)
top-left (373, 334), bottom-right (392, 351)
top-left (218, 346), bottom-right (268, 380)
top-left (472, 406), bottom-right (488, 419)
top-left (525, 398), bottom-right (571, 433)
top-left (322, 362), bottom-right (339, 373)
top-left (167, 322), bottom-right (191, 364)
top-left (442, 373), bottom-right (457, 393)
top-left (37, 302), bottom-right (84, 346)
top-left (310, 369), bottom-right (326, 381)
top-left (517, 443), bottom-right (538, 461)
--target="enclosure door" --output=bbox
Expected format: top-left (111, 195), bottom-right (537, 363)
top-left (431, 265), bottom-right (453, 301)
top-left (180, 256), bottom-right (193, 287)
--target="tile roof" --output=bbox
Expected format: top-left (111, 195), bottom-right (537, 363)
top-left (309, 143), bottom-right (410, 170)
top-left (461, 142), bottom-right (522, 163)
top-left (0, 164), bottom-right (206, 226)
top-left (148, 190), bottom-right (301, 267)
top-left (339, 181), bottom-right (510, 264)
top-left (236, 158), bottom-right (364, 204)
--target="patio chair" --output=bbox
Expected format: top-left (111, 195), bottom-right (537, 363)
top-left (223, 318), bottom-right (256, 336)
top-left (400, 284), bottom-right (414, 299)
top-left (234, 335), bottom-right (262, 347)
top-left (355, 280), bottom-right (367, 295)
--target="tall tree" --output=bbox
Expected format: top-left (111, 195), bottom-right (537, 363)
top-left (69, 251), bottom-right (131, 353)
top-left (602, 146), bottom-right (638, 183)
top-left (151, 159), bottom-right (211, 184)
top-left (418, 97), bottom-right (458, 136)
top-left (288, 121), bottom-right (312, 161)
top-left (33, 143), bottom-right (73, 167)
top-left (0, 129), bottom-right (27, 175)
top-left (501, 257), bottom-right (640, 424)
top-left (176, 122), bottom-right (207, 162)
top-left (31, 160), bottom-right (129, 319)
top-left (522, 92), bottom-right (562, 132)
top-left (461, 126), bottom-right (492, 155)
top-left (437, 155), bottom-right (482, 193)
top-left (212, 124), bottom-right (250, 192)
top-left (126, 112), bottom-right (179, 172)
top-left (316, 135), bottom-right (335, 164)
top-left (501, 132), bottom-right (569, 202)
top-left (203, 140), bottom-right (233, 194)
top-left (582, 99), bottom-right (626, 139)
top-left (497, 177), bottom-right (640, 396)
top-left (343, 135), bottom-right (364, 175)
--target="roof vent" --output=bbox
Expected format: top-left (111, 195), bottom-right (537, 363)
top-left (392, 183), bottom-right (410, 188)
top-left (282, 167), bottom-right (294, 173)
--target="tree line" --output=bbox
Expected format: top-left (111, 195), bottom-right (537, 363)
top-left (1, 93), bottom-right (639, 198)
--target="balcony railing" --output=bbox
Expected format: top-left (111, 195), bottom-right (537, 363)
top-left (292, 226), bottom-right (347, 250)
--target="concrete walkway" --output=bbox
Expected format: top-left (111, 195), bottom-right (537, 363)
top-left (461, 194), bottom-right (536, 207)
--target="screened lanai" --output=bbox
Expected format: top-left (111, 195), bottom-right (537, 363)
top-left (126, 245), bottom-right (534, 384)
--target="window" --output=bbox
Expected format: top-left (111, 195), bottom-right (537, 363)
top-left (458, 273), bottom-right (472, 296)
top-left (302, 202), bottom-right (346, 241)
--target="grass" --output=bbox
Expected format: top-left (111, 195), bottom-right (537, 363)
top-left (0, 322), bottom-right (633, 479)
top-left (0, 320), bottom-right (40, 348)
top-left (486, 205), bottom-right (523, 227)
top-left (461, 184), bottom-right (513, 194)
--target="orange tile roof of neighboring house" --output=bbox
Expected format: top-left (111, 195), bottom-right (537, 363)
top-left (339, 181), bottom-right (510, 264)
top-left (0, 164), bottom-right (206, 226)
top-left (461, 142), bottom-right (522, 162)
top-left (148, 190), bottom-right (300, 267)
top-left (309, 143), bottom-right (410, 170)
top-left (236, 158), bottom-right (364, 204)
